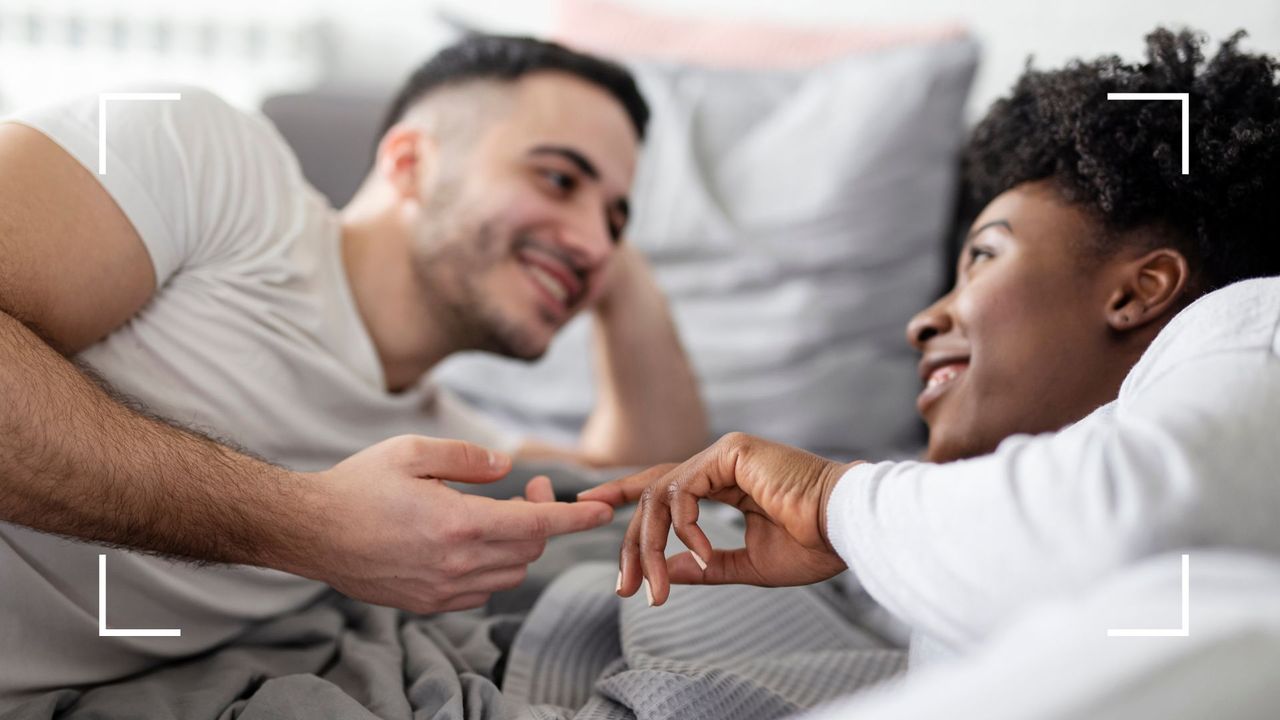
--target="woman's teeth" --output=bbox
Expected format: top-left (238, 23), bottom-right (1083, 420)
top-left (927, 365), bottom-right (964, 389)
top-left (528, 264), bottom-right (569, 303)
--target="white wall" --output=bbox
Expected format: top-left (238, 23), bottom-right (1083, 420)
top-left (3, 0), bottom-right (1278, 120)
top-left (332, 0), bottom-right (1280, 121)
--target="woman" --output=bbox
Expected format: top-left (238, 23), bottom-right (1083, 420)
top-left (581, 27), bottom-right (1280, 626)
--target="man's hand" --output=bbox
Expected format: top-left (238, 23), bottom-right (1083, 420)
top-left (302, 435), bottom-right (614, 614)
top-left (578, 433), bottom-right (857, 606)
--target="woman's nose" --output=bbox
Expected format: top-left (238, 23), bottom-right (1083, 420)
top-left (906, 292), bottom-right (955, 351)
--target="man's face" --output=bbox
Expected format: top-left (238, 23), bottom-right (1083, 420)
top-left (907, 180), bottom-right (1138, 462)
top-left (411, 72), bottom-right (638, 359)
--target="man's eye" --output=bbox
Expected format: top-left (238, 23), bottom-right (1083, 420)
top-left (606, 215), bottom-right (624, 244)
top-left (540, 169), bottom-right (577, 194)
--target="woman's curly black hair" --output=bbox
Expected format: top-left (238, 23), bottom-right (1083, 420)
top-left (962, 27), bottom-right (1280, 292)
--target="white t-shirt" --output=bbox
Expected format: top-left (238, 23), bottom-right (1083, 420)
top-left (0, 87), bottom-right (519, 704)
top-left (827, 276), bottom-right (1280, 652)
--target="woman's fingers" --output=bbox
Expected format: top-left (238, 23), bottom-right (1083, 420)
top-left (616, 453), bottom-right (733, 605)
top-left (666, 549), bottom-right (764, 586)
top-left (579, 464), bottom-right (677, 507)
top-left (637, 481), bottom-right (674, 605)
top-left (617, 468), bottom-right (679, 604)
top-left (667, 481), bottom-right (715, 576)
top-left (618, 497), bottom-right (645, 598)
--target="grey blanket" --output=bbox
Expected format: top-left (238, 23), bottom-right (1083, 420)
top-left (2, 509), bottom-right (905, 720)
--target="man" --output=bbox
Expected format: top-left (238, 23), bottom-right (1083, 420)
top-left (0, 35), bottom-right (705, 699)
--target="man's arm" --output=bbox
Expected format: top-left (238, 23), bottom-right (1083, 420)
top-left (521, 244), bottom-right (708, 466)
top-left (0, 122), bottom-right (613, 613)
top-left (0, 121), bottom-right (314, 567)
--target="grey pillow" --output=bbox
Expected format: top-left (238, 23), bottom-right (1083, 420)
top-left (433, 37), bottom-right (978, 460)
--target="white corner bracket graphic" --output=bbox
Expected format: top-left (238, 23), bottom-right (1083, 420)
top-left (1106, 92), bottom-right (1190, 175)
top-left (97, 92), bottom-right (182, 175)
top-left (1107, 553), bottom-right (1190, 638)
top-left (98, 554), bottom-right (182, 637)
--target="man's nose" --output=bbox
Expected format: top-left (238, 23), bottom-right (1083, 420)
top-left (906, 291), bottom-right (955, 351)
top-left (560, 211), bottom-right (615, 272)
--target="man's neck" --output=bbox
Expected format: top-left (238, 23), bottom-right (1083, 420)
top-left (339, 202), bottom-right (457, 393)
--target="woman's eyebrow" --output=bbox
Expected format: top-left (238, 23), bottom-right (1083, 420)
top-left (967, 219), bottom-right (1013, 240)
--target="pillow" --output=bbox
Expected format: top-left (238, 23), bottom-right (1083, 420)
top-left (432, 31), bottom-right (978, 460)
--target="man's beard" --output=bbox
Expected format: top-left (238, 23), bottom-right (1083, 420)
top-left (413, 216), bottom-right (550, 362)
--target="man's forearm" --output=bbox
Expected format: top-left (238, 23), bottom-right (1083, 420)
top-left (0, 311), bottom-right (320, 572)
top-left (579, 248), bottom-right (708, 465)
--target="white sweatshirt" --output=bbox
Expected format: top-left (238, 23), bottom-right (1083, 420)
top-left (800, 550), bottom-right (1280, 720)
top-left (826, 276), bottom-right (1280, 651)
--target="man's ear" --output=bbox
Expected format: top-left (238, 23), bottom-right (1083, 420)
top-left (374, 124), bottom-right (439, 201)
top-left (1104, 248), bottom-right (1191, 332)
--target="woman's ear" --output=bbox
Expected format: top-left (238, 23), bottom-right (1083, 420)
top-left (374, 125), bottom-right (439, 201)
top-left (1105, 248), bottom-right (1191, 332)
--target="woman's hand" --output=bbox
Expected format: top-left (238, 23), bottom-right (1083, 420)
top-left (578, 433), bottom-right (858, 605)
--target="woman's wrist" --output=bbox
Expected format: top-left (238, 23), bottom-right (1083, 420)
top-left (817, 460), bottom-right (863, 556)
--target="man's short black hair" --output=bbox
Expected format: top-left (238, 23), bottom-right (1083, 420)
top-left (962, 27), bottom-right (1280, 292)
top-left (380, 34), bottom-right (649, 141)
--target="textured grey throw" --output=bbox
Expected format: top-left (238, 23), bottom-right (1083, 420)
top-left (2, 516), bottom-right (905, 720)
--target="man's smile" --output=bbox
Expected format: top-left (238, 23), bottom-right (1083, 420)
top-left (517, 244), bottom-right (584, 317)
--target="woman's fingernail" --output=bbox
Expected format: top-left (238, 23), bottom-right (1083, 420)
top-left (487, 451), bottom-right (498, 469)
top-left (643, 578), bottom-right (655, 607)
top-left (615, 570), bottom-right (623, 593)
top-left (691, 551), bottom-right (708, 572)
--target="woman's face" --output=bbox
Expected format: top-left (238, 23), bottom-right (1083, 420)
top-left (907, 180), bottom-right (1145, 462)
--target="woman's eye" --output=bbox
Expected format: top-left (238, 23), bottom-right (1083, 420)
top-left (967, 245), bottom-right (994, 265)
top-left (540, 169), bottom-right (577, 194)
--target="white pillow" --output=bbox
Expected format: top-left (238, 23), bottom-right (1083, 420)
top-left (433, 37), bottom-right (978, 460)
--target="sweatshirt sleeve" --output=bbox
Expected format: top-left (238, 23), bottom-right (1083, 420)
top-left (826, 345), bottom-right (1280, 649)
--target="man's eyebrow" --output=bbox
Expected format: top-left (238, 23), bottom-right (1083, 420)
top-left (528, 145), bottom-right (599, 180)
top-left (966, 219), bottom-right (1012, 240)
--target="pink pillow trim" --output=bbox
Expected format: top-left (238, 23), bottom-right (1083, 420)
top-left (551, 0), bottom-right (969, 70)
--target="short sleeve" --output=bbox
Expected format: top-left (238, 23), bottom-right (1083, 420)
top-left (5, 86), bottom-right (308, 287)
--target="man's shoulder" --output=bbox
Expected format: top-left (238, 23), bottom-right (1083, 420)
top-left (16, 84), bottom-right (245, 129)
top-left (138, 85), bottom-right (284, 152)
top-left (7, 84), bottom-right (285, 176)
top-left (155, 85), bottom-right (245, 124)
